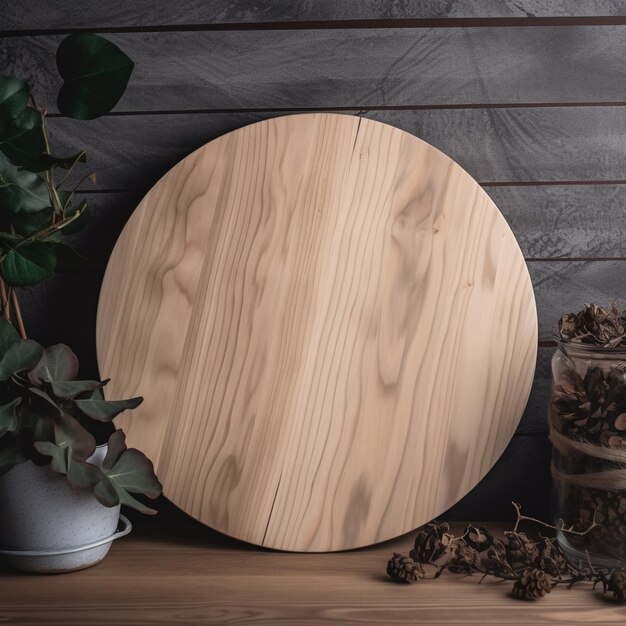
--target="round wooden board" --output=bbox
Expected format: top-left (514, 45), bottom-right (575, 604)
top-left (97, 113), bottom-right (537, 552)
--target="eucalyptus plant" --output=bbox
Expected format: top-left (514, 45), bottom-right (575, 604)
top-left (0, 319), bottom-right (160, 512)
top-left (0, 34), bottom-right (134, 301)
top-left (0, 34), bottom-right (162, 512)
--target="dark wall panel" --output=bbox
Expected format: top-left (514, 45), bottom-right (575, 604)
top-left (3, 2), bottom-right (624, 522)
top-left (3, 26), bottom-right (626, 113)
top-left (41, 108), bottom-right (626, 193)
top-left (3, 1), bottom-right (625, 31)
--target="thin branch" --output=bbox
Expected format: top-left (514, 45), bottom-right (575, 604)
top-left (0, 279), bottom-right (10, 321)
top-left (10, 289), bottom-right (26, 339)
top-left (511, 501), bottom-right (600, 537)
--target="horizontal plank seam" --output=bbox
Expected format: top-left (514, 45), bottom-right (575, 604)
top-left (75, 180), bottom-right (626, 196)
top-left (44, 102), bottom-right (626, 118)
top-left (482, 180), bottom-right (626, 187)
top-left (3, 16), bottom-right (626, 36)
top-left (538, 340), bottom-right (556, 348)
top-left (525, 257), bottom-right (626, 262)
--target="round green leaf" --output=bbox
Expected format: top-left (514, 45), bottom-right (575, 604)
top-left (0, 76), bottom-right (29, 133)
top-left (0, 318), bottom-right (20, 353)
top-left (0, 241), bottom-right (56, 286)
top-left (0, 107), bottom-right (46, 169)
top-left (0, 153), bottom-right (50, 213)
top-left (0, 339), bottom-right (43, 380)
top-left (0, 398), bottom-right (21, 438)
top-left (29, 343), bottom-right (79, 383)
top-left (56, 34), bottom-right (134, 120)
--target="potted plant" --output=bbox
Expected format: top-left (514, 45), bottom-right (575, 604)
top-left (0, 34), bottom-right (162, 572)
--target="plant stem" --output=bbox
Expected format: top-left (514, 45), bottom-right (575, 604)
top-left (10, 289), bottom-right (26, 339)
top-left (0, 279), bottom-right (10, 321)
top-left (37, 107), bottom-right (64, 222)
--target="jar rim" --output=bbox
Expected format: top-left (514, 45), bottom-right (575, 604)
top-left (555, 336), bottom-right (626, 357)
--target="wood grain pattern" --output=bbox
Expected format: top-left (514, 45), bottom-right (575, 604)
top-left (67, 186), bottom-right (626, 262)
top-left (3, 0), bottom-right (625, 31)
top-left (45, 107), bottom-right (626, 191)
top-left (3, 26), bottom-right (626, 113)
top-left (0, 515), bottom-right (620, 625)
top-left (97, 113), bottom-right (537, 551)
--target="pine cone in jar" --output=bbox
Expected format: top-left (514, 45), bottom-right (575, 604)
top-left (558, 312), bottom-right (583, 342)
top-left (607, 569), bottom-right (626, 602)
top-left (576, 303), bottom-right (625, 347)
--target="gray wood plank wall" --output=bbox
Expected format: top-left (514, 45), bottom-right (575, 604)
top-left (2, 3), bottom-right (625, 522)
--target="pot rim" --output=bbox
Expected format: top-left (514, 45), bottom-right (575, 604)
top-left (0, 514), bottom-right (131, 557)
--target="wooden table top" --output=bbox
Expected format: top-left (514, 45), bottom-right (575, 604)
top-left (0, 503), bottom-right (622, 625)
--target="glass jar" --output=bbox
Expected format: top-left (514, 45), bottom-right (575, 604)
top-left (551, 341), bottom-right (626, 568)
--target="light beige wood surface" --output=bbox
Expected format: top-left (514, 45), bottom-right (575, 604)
top-left (96, 113), bottom-right (537, 551)
top-left (1, 515), bottom-right (621, 625)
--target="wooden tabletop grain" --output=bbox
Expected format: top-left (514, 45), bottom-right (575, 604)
top-left (0, 503), bottom-right (623, 625)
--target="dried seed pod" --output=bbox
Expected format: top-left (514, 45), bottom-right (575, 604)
top-left (511, 568), bottom-right (554, 600)
top-left (448, 542), bottom-right (481, 574)
top-left (504, 531), bottom-right (540, 569)
top-left (536, 538), bottom-right (569, 577)
top-left (464, 525), bottom-right (495, 552)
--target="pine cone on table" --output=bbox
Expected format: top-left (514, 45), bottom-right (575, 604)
top-left (386, 553), bottom-right (424, 584)
top-left (410, 522), bottom-right (453, 564)
top-left (511, 568), bottom-right (554, 600)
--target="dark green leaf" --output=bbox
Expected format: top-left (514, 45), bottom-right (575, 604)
top-left (0, 107), bottom-right (46, 170)
top-left (33, 415), bottom-right (55, 441)
top-left (101, 429), bottom-right (126, 472)
top-left (0, 317), bottom-right (20, 354)
top-left (0, 241), bottom-right (56, 286)
top-left (0, 76), bottom-right (29, 133)
top-left (75, 392), bottom-right (142, 422)
top-left (93, 476), bottom-right (120, 507)
top-left (27, 387), bottom-right (62, 415)
top-left (0, 397), bottom-right (20, 437)
top-left (29, 343), bottom-right (79, 383)
top-left (0, 338), bottom-right (43, 380)
top-left (0, 232), bottom-right (22, 245)
top-left (45, 242), bottom-right (90, 273)
top-left (9, 207), bottom-right (50, 237)
top-left (95, 445), bottom-right (161, 514)
top-left (66, 457), bottom-right (104, 489)
top-left (0, 153), bottom-right (50, 213)
top-left (54, 413), bottom-right (96, 461)
top-left (56, 34), bottom-right (134, 120)
top-left (51, 379), bottom-right (102, 399)
top-left (60, 202), bottom-right (88, 235)
top-left (33, 440), bottom-right (69, 474)
top-left (103, 448), bottom-right (161, 498)
top-left (108, 483), bottom-right (156, 514)
top-left (0, 436), bottom-right (26, 476)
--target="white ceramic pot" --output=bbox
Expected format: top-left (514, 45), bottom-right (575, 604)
top-left (0, 445), bottom-right (131, 573)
